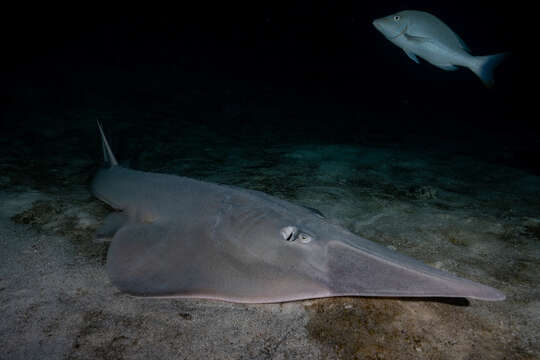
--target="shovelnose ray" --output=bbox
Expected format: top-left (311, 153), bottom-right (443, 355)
top-left (92, 121), bottom-right (505, 303)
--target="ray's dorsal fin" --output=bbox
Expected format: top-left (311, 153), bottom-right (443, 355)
top-left (96, 119), bottom-right (118, 167)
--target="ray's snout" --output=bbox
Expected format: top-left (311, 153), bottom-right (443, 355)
top-left (324, 237), bottom-right (505, 301)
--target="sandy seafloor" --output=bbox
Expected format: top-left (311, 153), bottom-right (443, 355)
top-left (1, 89), bottom-right (539, 359)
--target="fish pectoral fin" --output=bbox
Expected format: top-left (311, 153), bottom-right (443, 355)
top-left (95, 212), bottom-right (129, 242)
top-left (403, 33), bottom-right (431, 43)
top-left (404, 50), bottom-right (420, 64)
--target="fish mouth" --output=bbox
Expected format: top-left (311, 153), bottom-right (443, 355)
top-left (372, 19), bottom-right (382, 31)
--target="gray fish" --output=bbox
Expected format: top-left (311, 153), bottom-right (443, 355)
top-left (373, 10), bottom-right (508, 87)
top-left (92, 121), bottom-right (505, 303)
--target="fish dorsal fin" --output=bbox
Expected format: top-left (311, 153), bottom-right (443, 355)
top-left (405, 11), bottom-right (470, 52)
top-left (404, 50), bottom-right (420, 64)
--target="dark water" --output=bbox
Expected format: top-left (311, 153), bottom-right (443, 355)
top-left (1, 2), bottom-right (527, 170)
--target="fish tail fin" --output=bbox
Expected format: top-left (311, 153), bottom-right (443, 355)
top-left (96, 119), bottom-right (118, 167)
top-left (470, 52), bottom-right (510, 88)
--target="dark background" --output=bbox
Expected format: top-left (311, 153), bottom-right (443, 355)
top-left (0, 2), bottom-right (530, 172)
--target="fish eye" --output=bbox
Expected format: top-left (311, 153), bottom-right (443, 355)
top-left (393, 15), bottom-right (400, 22)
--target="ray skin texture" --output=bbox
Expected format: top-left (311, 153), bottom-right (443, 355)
top-left (92, 122), bottom-right (505, 303)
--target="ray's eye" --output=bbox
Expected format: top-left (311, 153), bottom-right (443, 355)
top-left (280, 226), bottom-right (313, 244)
top-left (298, 233), bottom-right (313, 244)
top-left (393, 15), bottom-right (400, 22)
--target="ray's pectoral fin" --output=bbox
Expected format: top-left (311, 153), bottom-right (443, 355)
top-left (106, 221), bottom-right (329, 302)
top-left (106, 222), bottom-right (226, 298)
top-left (106, 223), bottom-right (174, 295)
top-left (95, 212), bottom-right (129, 242)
